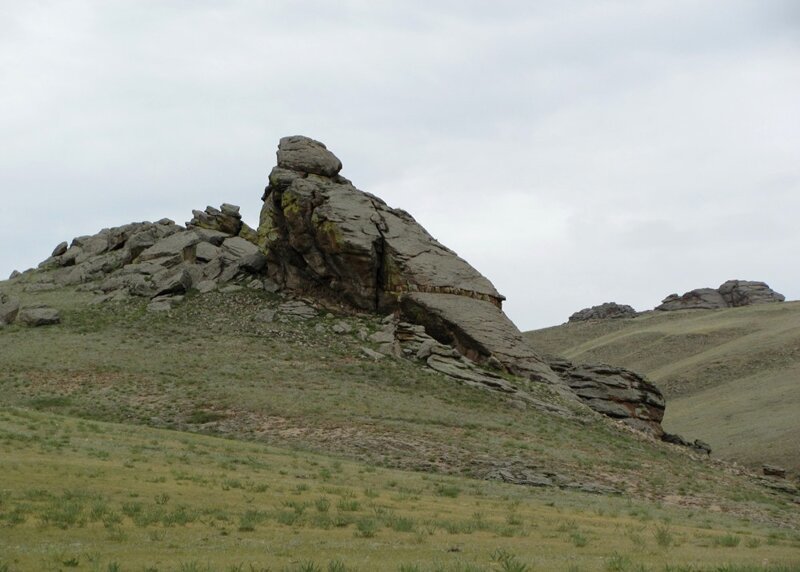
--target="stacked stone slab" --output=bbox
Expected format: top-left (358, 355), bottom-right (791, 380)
top-left (24, 205), bottom-right (267, 310)
top-left (657, 280), bottom-right (784, 311)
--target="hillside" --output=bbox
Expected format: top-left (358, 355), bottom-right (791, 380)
top-left (524, 302), bottom-right (800, 472)
top-left (4, 409), bottom-right (800, 571)
top-left (2, 135), bottom-right (800, 568)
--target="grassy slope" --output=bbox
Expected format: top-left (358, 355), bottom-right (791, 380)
top-left (2, 275), bottom-right (800, 568)
top-left (524, 302), bottom-right (800, 471)
top-left (1, 408), bottom-right (799, 571)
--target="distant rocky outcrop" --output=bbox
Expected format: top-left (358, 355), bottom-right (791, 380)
top-left (568, 302), bottom-right (637, 322)
top-left (657, 280), bottom-right (784, 311)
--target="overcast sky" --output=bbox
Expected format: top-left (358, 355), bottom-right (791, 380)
top-left (1, 1), bottom-right (798, 330)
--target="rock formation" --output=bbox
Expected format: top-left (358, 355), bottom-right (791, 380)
top-left (657, 280), bottom-right (784, 311)
top-left (8, 135), bottom-right (674, 439)
top-left (25, 205), bottom-right (269, 309)
top-left (547, 359), bottom-right (665, 436)
top-left (568, 302), bottom-right (637, 322)
top-left (257, 136), bottom-right (557, 383)
top-left (256, 136), bottom-right (667, 435)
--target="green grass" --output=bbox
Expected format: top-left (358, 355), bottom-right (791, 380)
top-left (525, 301), bottom-right (800, 471)
top-left (1, 408), bottom-right (798, 570)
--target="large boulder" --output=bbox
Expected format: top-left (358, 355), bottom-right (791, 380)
top-left (569, 302), bottom-right (637, 322)
top-left (258, 136), bottom-right (560, 385)
top-left (17, 305), bottom-right (61, 327)
top-left (276, 135), bottom-right (342, 177)
top-left (0, 293), bottom-right (20, 325)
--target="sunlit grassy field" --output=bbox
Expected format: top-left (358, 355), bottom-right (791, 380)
top-left (524, 302), bottom-right (800, 471)
top-left (2, 408), bottom-right (799, 571)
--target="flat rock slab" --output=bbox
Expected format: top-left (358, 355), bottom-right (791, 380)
top-left (399, 292), bottom-right (561, 385)
top-left (17, 306), bottom-right (61, 326)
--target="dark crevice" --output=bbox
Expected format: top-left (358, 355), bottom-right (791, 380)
top-left (367, 197), bottom-right (389, 313)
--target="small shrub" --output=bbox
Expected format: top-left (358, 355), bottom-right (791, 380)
top-left (355, 518), bottom-right (378, 538)
top-left (604, 552), bottom-right (631, 572)
top-left (570, 531), bottom-right (588, 547)
top-left (435, 483), bottom-right (461, 498)
top-left (712, 534), bottom-right (740, 547)
top-left (336, 498), bottom-right (359, 512)
top-left (653, 523), bottom-right (673, 549)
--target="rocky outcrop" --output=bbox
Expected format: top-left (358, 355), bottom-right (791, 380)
top-left (27, 204), bottom-right (269, 310)
top-left (568, 302), bottom-right (637, 322)
top-left (257, 136), bottom-right (559, 385)
top-left (11, 135), bottom-right (675, 439)
top-left (253, 136), bottom-right (674, 436)
top-left (547, 358), bottom-right (665, 436)
top-left (657, 280), bottom-right (784, 311)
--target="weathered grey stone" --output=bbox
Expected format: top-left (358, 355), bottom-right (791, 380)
top-left (276, 135), bottom-right (342, 177)
top-left (188, 204), bottom-right (242, 236)
top-left (8, 270), bottom-right (21, 279)
top-left (569, 302), bottom-right (637, 322)
top-left (219, 285), bottom-right (243, 293)
top-left (17, 305), bottom-right (60, 327)
top-left (718, 280), bottom-right (785, 306)
top-left (52, 241), bottom-right (68, 257)
top-left (240, 252), bottom-right (268, 274)
top-left (763, 464), bottom-right (787, 478)
top-left (656, 280), bottom-right (784, 312)
top-left (147, 295), bottom-right (183, 313)
top-left (222, 236), bottom-right (260, 261)
top-left (278, 300), bottom-right (317, 320)
top-left (195, 242), bottom-right (222, 263)
top-left (126, 230), bottom-right (158, 259)
top-left (332, 321), bottom-right (352, 334)
top-left (139, 231), bottom-right (200, 263)
top-left (256, 308), bottom-right (276, 322)
top-left (361, 346), bottom-right (385, 360)
top-left (195, 280), bottom-right (218, 294)
top-left (194, 228), bottom-right (231, 246)
top-left (656, 288), bottom-right (727, 311)
top-left (0, 293), bottom-right (20, 325)
top-left (151, 267), bottom-right (193, 297)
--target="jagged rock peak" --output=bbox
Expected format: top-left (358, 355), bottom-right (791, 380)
top-left (568, 302), bottom-right (637, 322)
top-left (656, 279), bottom-right (784, 311)
top-left (276, 135), bottom-right (343, 177)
